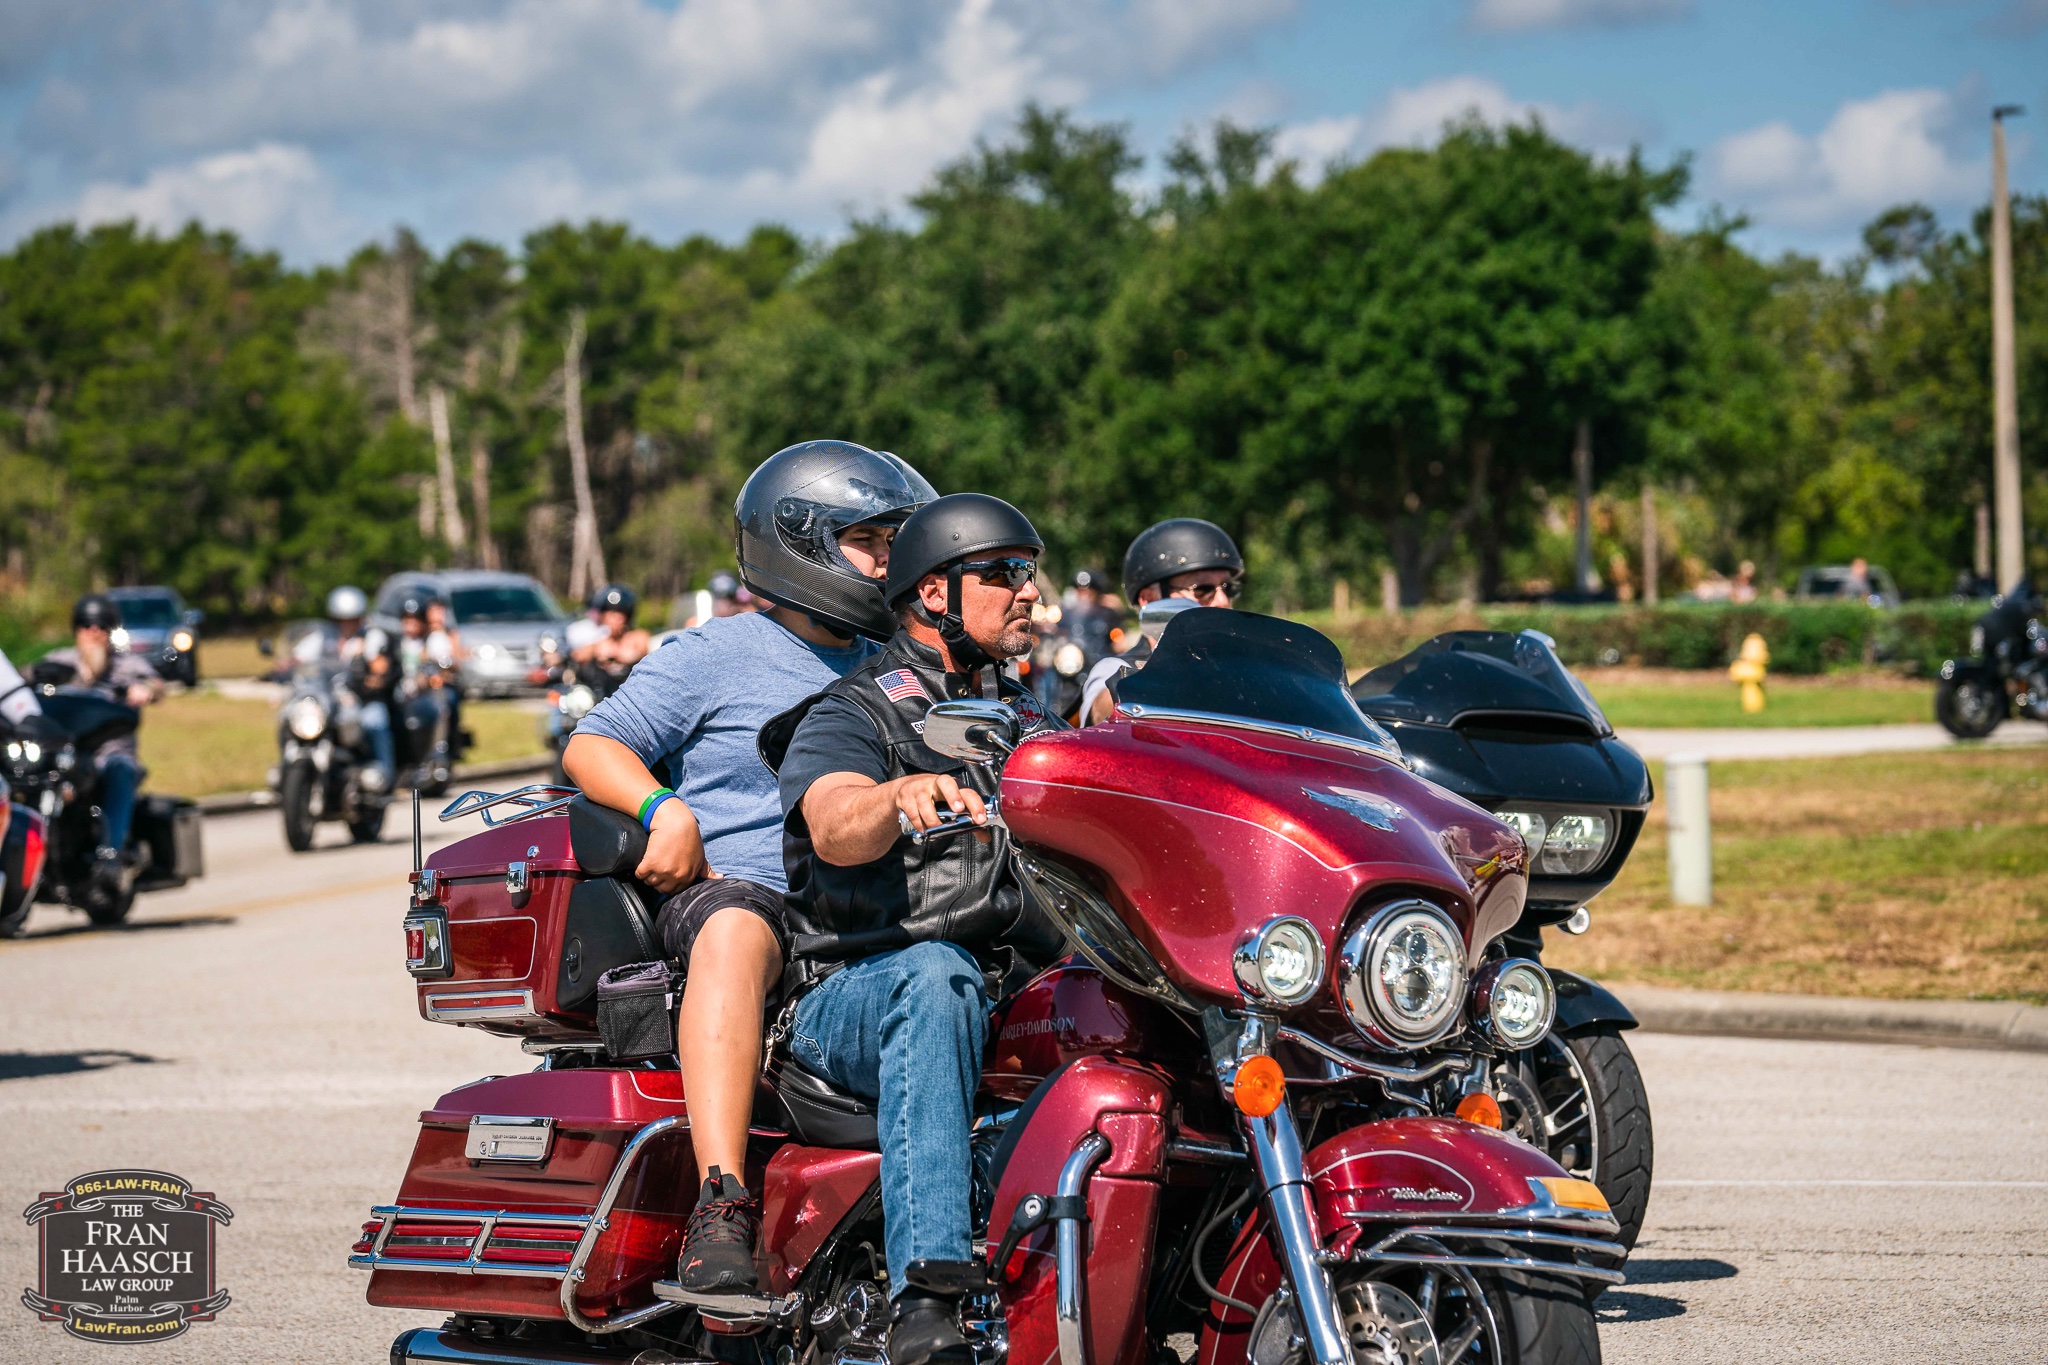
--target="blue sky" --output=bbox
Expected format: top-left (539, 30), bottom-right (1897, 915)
top-left (0, 0), bottom-right (2040, 265)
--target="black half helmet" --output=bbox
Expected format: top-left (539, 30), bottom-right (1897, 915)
top-left (1122, 517), bottom-right (1244, 601)
top-left (590, 582), bottom-right (639, 616)
top-left (72, 592), bottom-right (122, 631)
top-left (884, 493), bottom-right (1044, 611)
top-left (735, 440), bottom-right (938, 642)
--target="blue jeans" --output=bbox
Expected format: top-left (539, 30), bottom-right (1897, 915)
top-left (96, 750), bottom-right (140, 851)
top-left (790, 941), bottom-right (987, 1299)
top-left (359, 700), bottom-right (395, 774)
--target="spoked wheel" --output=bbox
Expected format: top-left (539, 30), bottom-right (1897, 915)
top-left (1500, 1029), bottom-right (1653, 1261)
top-left (1251, 1265), bottom-right (1598, 1365)
top-left (1935, 676), bottom-right (2006, 739)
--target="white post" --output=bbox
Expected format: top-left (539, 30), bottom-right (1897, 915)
top-left (1665, 753), bottom-right (1712, 906)
top-left (1991, 107), bottom-right (2026, 590)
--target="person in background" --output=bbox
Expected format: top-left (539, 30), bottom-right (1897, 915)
top-left (425, 597), bottom-right (465, 671)
top-left (394, 595), bottom-right (457, 784)
top-left (1080, 518), bottom-right (1244, 724)
top-left (563, 441), bottom-right (932, 1302)
top-left (1730, 560), bottom-right (1759, 605)
top-left (572, 583), bottom-right (652, 693)
top-left (36, 594), bottom-right (164, 891)
top-left (680, 572), bottom-right (758, 628)
top-left (1844, 557), bottom-right (1873, 603)
top-left (316, 586), bottom-right (398, 791)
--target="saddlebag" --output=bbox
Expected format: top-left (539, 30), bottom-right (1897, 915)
top-left (133, 794), bottom-right (203, 890)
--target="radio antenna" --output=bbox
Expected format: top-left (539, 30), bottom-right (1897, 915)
top-left (411, 785), bottom-right (423, 874)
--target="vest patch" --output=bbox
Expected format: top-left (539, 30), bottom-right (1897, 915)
top-left (875, 668), bottom-right (930, 704)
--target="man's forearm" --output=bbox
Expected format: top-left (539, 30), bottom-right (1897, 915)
top-left (803, 775), bottom-right (906, 867)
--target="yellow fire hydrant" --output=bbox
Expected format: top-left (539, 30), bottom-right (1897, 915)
top-left (1729, 633), bottom-right (1769, 713)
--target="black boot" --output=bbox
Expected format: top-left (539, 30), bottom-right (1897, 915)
top-left (889, 1293), bottom-right (972, 1365)
top-left (674, 1167), bottom-right (760, 1295)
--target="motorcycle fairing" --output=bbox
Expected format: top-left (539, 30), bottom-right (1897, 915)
top-left (1002, 718), bottom-right (1526, 1007)
top-left (1549, 968), bottom-right (1639, 1034)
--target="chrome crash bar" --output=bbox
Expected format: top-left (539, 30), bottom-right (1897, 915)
top-left (1053, 1132), bottom-right (1112, 1365)
top-left (1350, 1226), bottom-right (1627, 1286)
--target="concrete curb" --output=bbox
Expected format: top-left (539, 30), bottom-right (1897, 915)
top-left (195, 755), bottom-right (555, 817)
top-left (1620, 983), bottom-right (2048, 1053)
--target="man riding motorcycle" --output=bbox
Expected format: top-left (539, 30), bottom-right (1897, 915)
top-left (1080, 517), bottom-right (1245, 724)
top-left (561, 441), bottom-right (933, 1304)
top-left (35, 593), bottom-right (164, 893)
top-left (395, 594), bottom-right (460, 787)
top-left (307, 586), bottom-right (399, 791)
top-left (571, 582), bottom-right (653, 695)
top-left (766, 493), bottom-right (1064, 1365)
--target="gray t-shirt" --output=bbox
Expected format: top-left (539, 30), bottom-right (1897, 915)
top-left (574, 610), bottom-right (874, 890)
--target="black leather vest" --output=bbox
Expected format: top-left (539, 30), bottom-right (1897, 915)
top-left (761, 631), bottom-right (1064, 989)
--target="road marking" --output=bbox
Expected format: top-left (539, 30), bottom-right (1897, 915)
top-left (1661, 1179), bottom-right (2048, 1188)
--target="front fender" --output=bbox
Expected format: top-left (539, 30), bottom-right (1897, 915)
top-left (1938, 657), bottom-right (2001, 684)
top-left (1550, 968), bottom-right (1638, 1034)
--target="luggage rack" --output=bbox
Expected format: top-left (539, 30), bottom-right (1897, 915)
top-left (438, 784), bottom-right (579, 827)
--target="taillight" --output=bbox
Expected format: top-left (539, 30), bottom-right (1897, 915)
top-left (481, 1224), bottom-right (580, 1269)
top-left (573, 1209), bottom-right (682, 1313)
top-left (20, 819), bottom-right (45, 890)
top-left (403, 908), bottom-right (451, 979)
top-left (383, 1220), bottom-right (483, 1260)
top-left (350, 1219), bottom-right (383, 1256)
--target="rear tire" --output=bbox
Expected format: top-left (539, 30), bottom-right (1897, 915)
top-left (349, 806), bottom-right (385, 844)
top-left (1935, 676), bottom-right (2005, 738)
top-left (281, 763), bottom-right (318, 852)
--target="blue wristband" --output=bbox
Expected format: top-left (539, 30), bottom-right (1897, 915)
top-left (640, 791), bottom-right (678, 831)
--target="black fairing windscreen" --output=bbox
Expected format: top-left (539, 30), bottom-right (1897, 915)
top-left (1350, 630), bottom-right (1611, 735)
top-left (1116, 609), bottom-right (1396, 750)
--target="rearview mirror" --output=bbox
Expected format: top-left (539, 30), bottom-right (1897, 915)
top-left (922, 699), bottom-right (1020, 764)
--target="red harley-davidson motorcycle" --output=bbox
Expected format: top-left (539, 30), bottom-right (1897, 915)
top-left (357, 611), bottom-right (1622, 1365)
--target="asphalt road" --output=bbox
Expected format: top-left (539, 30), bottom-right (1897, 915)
top-left (3, 808), bottom-right (2045, 1363)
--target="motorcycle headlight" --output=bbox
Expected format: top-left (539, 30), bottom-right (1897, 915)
top-left (286, 694), bottom-right (330, 741)
top-left (1471, 958), bottom-right (1556, 1048)
top-left (1233, 916), bottom-right (1326, 1007)
top-left (1496, 809), bottom-right (1547, 857)
top-left (1054, 642), bottom-right (1087, 677)
top-left (561, 684), bottom-right (598, 720)
top-left (171, 630), bottom-right (195, 652)
top-left (1538, 813), bottom-right (1610, 875)
top-left (110, 627), bottom-right (130, 651)
top-left (23, 741), bottom-right (43, 765)
top-left (1339, 901), bottom-right (1468, 1049)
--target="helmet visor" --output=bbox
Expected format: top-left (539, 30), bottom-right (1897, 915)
top-left (774, 466), bottom-right (937, 569)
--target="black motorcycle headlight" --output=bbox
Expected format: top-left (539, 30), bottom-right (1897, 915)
top-left (1493, 806), bottom-right (1615, 877)
top-left (286, 694), bottom-right (330, 741)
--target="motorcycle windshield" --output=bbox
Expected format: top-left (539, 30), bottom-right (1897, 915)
top-left (1114, 608), bottom-right (1398, 754)
top-left (36, 690), bottom-right (142, 747)
top-left (1350, 630), bottom-right (1611, 734)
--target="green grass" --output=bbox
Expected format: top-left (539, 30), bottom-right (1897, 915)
top-left (1585, 674), bottom-right (1932, 728)
top-left (142, 693), bottom-right (546, 797)
top-left (1547, 748), bottom-right (2048, 1002)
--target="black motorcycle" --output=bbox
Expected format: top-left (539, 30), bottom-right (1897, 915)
top-left (0, 685), bottom-right (203, 926)
top-left (1936, 579), bottom-right (2045, 739)
top-left (1353, 628), bottom-right (1656, 1256)
top-left (273, 639), bottom-right (471, 852)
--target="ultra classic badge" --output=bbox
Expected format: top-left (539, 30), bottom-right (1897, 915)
top-left (21, 1169), bottom-right (232, 1344)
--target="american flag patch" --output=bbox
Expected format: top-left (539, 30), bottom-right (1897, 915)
top-left (876, 669), bottom-right (930, 704)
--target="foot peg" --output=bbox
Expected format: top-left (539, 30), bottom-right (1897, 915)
top-left (903, 1259), bottom-right (992, 1296)
top-left (652, 1280), bottom-right (800, 1327)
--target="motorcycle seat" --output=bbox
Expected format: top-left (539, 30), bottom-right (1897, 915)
top-left (759, 1057), bottom-right (879, 1151)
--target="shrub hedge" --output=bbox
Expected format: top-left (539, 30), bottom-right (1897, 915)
top-left (1303, 601), bottom-right (1981, 676)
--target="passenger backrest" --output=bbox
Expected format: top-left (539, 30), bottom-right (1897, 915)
top-left (566, 795), bottom-right (649, 877)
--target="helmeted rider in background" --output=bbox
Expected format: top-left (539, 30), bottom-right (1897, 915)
top-left (562, 441), bottom-right (933, 1303)
top-left (1080, 517), bottom-right (1244, 725)
top-left (395, 594), bottom-right (458, 787)
top-left (309, 586), bottom-right (398, 790)
top-left (766, 493), bottom-right (1065, 1365)
top-left (36, 593), bottom-right (165, 893)
top-left (572, 582), bottom-right (653, 694)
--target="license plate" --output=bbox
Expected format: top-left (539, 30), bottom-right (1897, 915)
top-left (465, 1115), bottom-right (554, 1163)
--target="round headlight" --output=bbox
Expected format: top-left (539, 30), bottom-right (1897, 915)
top-left (1053, 642), bottom-right (1087, 676)
top-left (1233, 916), bottom-right (1326, 1007)
top-left (1339, 901), bottom-right (1468, 1049)
top-left (1472, 958), bottom-right (1555, 1048)
top-left (1538, 813), bottom-right (1610, 876)
top-left (170, 630), bottom-right (195, 652)
top-left (286, 694), bottom-right (329, 741)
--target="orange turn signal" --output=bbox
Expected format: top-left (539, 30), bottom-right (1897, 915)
top-left (1455, 1091), bottom-right (1503, 1129)
top-left (1232, 1055), bottom-right (1286, 1118)
top-left (1535, 1176), bottom-right (1611, 1212)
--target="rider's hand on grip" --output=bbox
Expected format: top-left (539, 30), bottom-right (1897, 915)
top-left (893, 773), bottom-right (986, 833)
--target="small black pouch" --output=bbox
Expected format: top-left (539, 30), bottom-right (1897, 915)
top-left (596, 960), bottom-right (679, 1062)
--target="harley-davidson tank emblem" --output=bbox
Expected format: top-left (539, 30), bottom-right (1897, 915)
top-left (20, 1169), bottom-right (232, 1344)
top-left (1304, 786), bottom-right (1404, 832)
top-left (1387, 1185), bottom-right (1465, 1204)
top-left (999, 1015), bottom-right (1075, 1042)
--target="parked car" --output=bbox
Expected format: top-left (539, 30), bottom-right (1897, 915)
top-left (105, 586), bottom-right (203, 685)
top-left (1795, 563), bottom-right (1900, 608)
top-left (370, 570), bottom-right (569, 697)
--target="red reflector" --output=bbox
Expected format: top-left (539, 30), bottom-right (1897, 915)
top-left (405, 925), bottom-right (425, 963)
top-left (351, 1219), bottom-right (383, 1255)
top-left (384, 1221), bottom-right (484, 1260)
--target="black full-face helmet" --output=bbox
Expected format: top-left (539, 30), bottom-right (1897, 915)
top-left (1122, 518), bottom-right (1244, 602)
top-left (735, 441), bottom-right (937, 642)
top-left (72, 593), bottom-right (122, 632)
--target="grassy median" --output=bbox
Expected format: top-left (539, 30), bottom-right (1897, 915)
top-left (1581, 667), bottom-right (1931, 728)
top-left (1546, 748), bottom-right (2048, 1003)
top-left (139, 692), bottom-right (545, 797)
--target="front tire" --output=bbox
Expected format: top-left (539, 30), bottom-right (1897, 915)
top-left (0, 873), bottom-right (32, 938)
top-left (1935, 676), bottom-right (2006, 738)
top-left (1510, 1028), bottom-right (1653, 1259)
top-left (1318, 1264), bottom-right (1599, 1364)
top-left (281, 762), bottom-right (318, 852)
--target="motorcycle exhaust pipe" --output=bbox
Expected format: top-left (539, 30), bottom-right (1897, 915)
top-left (392, 1326), bottom-right (710, 1365)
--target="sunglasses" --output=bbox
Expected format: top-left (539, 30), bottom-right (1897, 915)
top-left (957, 557), bottom-right (1039, 590)
top-left (1178, 578), bottom-right (1244, 603)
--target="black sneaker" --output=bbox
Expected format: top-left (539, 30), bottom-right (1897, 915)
top-left (675, 1167), bottom-right (760, 1295)
top-left (889, 1294), bottom-right (973, 1365)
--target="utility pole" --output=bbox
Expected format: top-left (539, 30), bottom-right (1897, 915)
top-left (1573, 420), bottom-right (1595, 594)
top-left (1991, 105), bottom-right (2026, 590)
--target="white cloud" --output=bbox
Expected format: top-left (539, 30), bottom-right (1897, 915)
top-left (1467, 0), bottom-right (1690, 33)
top-left (1708, 88), bottom-right (1983, 227)
top-left (68, 142), bottom-right (358, 258)
top-left (1272, 75), bottom-right (1627, 173)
